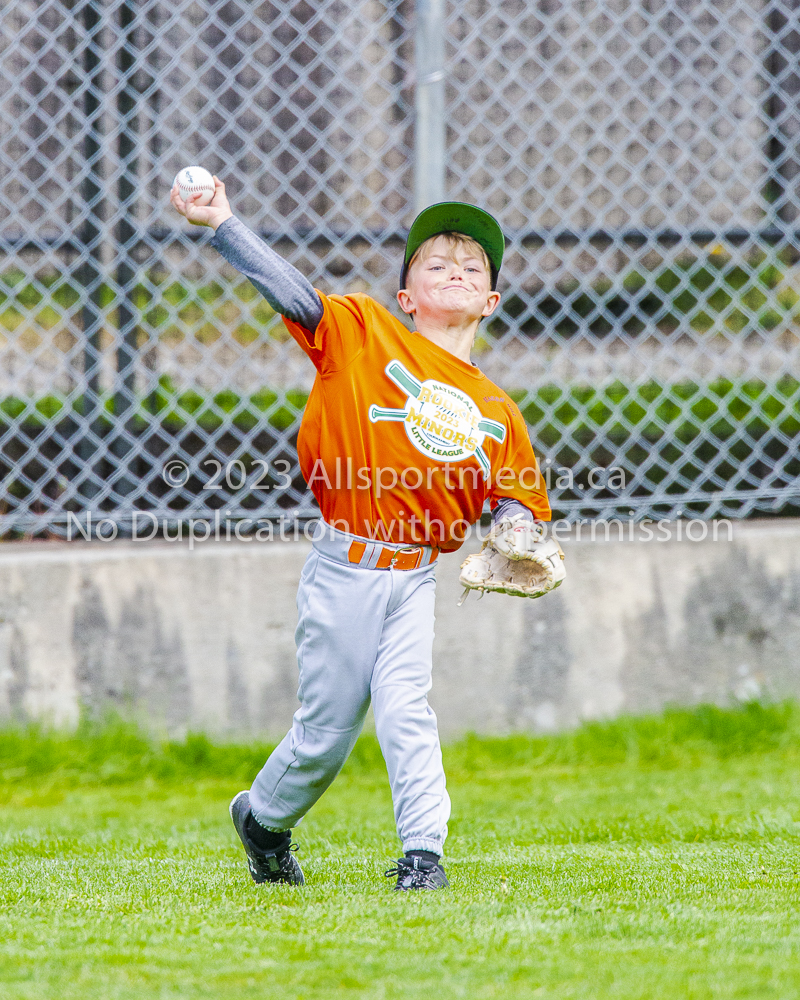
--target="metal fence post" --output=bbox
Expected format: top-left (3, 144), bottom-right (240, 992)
top-left (414, 0), bottom-right (445, 213)
top-left (77, 0), bottom-right (106, 503)
top-left (113, 0), bottom-right (141, 501)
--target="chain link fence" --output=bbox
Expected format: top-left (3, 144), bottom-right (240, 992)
top-left (1, 0), bottom-right (798, 536)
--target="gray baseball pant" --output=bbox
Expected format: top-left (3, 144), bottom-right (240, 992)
top-left (249, 523), bottom-right (450, 856)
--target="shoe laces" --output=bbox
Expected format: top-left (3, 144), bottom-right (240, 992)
top-left (385, 857), bottom-right (439, 888)
top-left (275, 841), bottom-right (300, 863)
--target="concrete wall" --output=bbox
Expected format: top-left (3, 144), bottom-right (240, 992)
top-left (0, 519), bottom-right (799, 738)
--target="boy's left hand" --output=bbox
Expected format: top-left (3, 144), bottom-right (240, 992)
top-left (458, 515), bottom-right (566, 601)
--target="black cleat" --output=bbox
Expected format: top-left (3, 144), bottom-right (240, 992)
top-left (229, 790), bottom-right (304, 885)
top-left (385, 856), bottom-right (449, 891)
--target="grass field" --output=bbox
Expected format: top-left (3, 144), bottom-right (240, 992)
top-left (4, 248), bottom-right (800, 341)
top-left (2, 704), bottom-right (800, 999)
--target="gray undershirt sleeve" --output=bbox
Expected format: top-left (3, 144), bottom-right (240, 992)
top-left (492, 497), bottom-right (535, 523)
top-left (209, 216), bottom-right (324, 332)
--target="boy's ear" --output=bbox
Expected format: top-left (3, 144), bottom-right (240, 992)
top-left (482, 290), bottom-right (501, 318)
top-left (397, 288), bottom-right (416, 315)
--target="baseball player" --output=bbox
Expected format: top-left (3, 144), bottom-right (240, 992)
top-left (170, 177), bottom-right (562, 890)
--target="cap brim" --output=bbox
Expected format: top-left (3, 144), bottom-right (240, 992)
top-left (402, 202), bottom-right (505, 289)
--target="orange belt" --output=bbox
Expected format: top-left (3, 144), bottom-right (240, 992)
top-left (347, 540), bottom-right (438, 571)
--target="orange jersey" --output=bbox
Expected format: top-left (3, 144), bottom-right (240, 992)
top-left (283, 292), bottom-right (551, 553)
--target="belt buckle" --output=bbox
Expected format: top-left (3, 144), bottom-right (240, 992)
top-left (391, 546), bottom-right (421, 570)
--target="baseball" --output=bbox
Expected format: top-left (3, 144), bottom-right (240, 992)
top-left (174, 165), bottom-right (216, 206)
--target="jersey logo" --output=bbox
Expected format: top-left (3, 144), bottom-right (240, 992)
top-left (368, 360), bottom-right (506, 480)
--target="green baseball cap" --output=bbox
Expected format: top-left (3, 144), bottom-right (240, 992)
top-left (401, 201), bottom-right (505, 290)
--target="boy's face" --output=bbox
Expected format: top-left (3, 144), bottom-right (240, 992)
top-left (397, 235), bottom-right (501, 326)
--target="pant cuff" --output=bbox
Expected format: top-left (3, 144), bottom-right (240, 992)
top-left (402, 837), bottom-right (444, 856)
top-left (251, 812), bottom-right (295, 833)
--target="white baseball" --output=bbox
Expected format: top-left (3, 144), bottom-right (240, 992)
top-left (174, 166), bottom-right (216, 207)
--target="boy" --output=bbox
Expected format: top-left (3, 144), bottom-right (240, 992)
top-left (171, 179), bottom-right (551, 890)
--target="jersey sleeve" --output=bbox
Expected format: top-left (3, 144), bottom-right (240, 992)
top-left (282, 292), bottom-right (370, 375)
top-left (489, 402), bottom-right (551, 521)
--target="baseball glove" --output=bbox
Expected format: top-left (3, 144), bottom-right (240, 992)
top-left (459, 514), bottom-right (566, 602)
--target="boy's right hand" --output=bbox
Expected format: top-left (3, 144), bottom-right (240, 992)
top-left (170, 175), bottom-right (233, 230)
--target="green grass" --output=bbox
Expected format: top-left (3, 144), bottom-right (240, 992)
top-left (3, 375), bottom-right (798, 520)
top-left (509, 375), bottom-right (800, 452)
top-left (0, 378), bottom-right (307, 434)
top-left (2, 703), bottom-right (800, 999)
top-left (489, 248), bottom-right (800, 338)
top-left (5, 246), bottom-right (800, 342)
top-left (2, 374), bottom-right (799, 446)
top-left (0, 268), bottom-right (278, 343)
